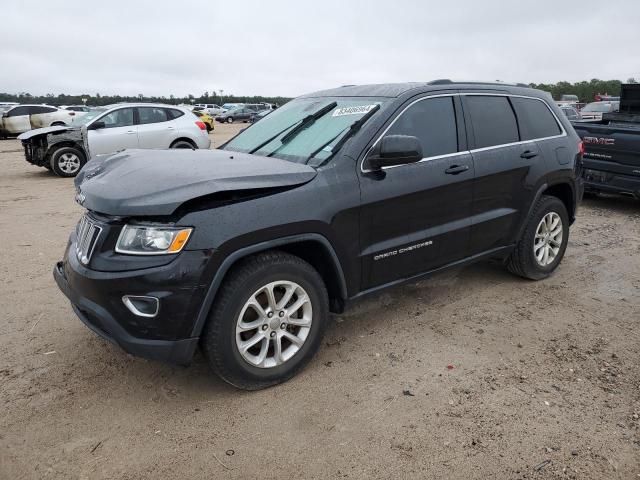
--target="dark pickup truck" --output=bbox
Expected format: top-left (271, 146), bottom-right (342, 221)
top-left (572, 84), bottom-right (640, 198)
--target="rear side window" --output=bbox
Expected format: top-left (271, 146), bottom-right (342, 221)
top-left (386, 96), bottom-right (458, 157)
top-left (465, 96), bottom-right (519, 149)
top-left (7, 106), bottom-right (29, 116)
top-left (510, 97), bottom-right (562, 140)
top-left (138, 107), bottom-right (169, 124)
top-left (167, 109), bottom-right (184, 119)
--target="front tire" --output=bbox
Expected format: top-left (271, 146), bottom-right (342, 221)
top-left (201, 251), bottom-right (329, 390)
top-left (50, 146), bottom-right (85, 177)
top-left (506, 195), bottom-right (569, 280)
top-left (226, 117), bottom-right (234, 124)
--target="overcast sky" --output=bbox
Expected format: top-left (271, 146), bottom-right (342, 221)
top-left (2, 0), bottom-right (638, 98)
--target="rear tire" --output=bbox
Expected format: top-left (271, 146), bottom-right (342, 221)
top-left (226, 117), bottom-right (234, 124)
top-left (506, 195), bottom-right (569, 280)
top-left (170, 139), bottom-right (195, 149)
top-left (50, 146), bottom-right (85, 177)
top-left (201, 251), bottom-right (329, 390)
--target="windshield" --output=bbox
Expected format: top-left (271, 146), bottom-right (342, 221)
top-left (582, 102), bottom-right (612, 113)
top-left (71, 108), bottom-right (107, 125)
top-left (223, 97), bottom-right (387, 164)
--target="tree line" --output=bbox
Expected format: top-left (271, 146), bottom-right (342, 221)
top-left (0, 91), bottom-right (292, 107)
top-left (528, 78), bottom-right (637, 102)
top-left (1, 79), bottom-right (637, 107)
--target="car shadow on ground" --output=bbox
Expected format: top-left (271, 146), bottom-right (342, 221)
top-left (65, 259), bottom-right (515, 398)
top-left (582, 193), bottom-right (639, 213)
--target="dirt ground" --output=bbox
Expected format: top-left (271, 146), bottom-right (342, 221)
top-left (1, 123), bottom-right (639, 479)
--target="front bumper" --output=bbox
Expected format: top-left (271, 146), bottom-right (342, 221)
top-left (53, 241), bottom-right (212, 365)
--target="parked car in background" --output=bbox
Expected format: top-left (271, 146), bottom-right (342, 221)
top-left (560, 94), bottom-right (579, 103)
top-left (61, 105), bottom-right (92, 113)
top-left (1, 104), bottom-right (75, 136)
top-left (18, 104), bottom-right (210, 177)
top-left (192, 110), bottom-right (215, 132)
top-left (572, 84), bottom-right (640, 198)
top-left (57, 81), bottom-right (583, 389)
top-left (215, 106), bottom-right (257, 123)
top-left (221, 103), bottom-right (245, 113)
top-left (193, 103), bottom-right (224, 116)
top-left (560, 105), bottom-right (581, 120)
top-left (249, 109), bottom-right (271, 123)
top-left (580, 101), bottom-right (620, 121)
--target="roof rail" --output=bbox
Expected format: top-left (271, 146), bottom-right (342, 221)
top-left (428, 79), bottom-right (453, 85)
top-left (428, 79), bottom-right (531, 88)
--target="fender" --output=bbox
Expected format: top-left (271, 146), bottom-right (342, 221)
top-left (515, 183), bottom-right (547, 242)
top-left (190, 233), bottom-right (348, 338)
top-left (515, 180), bottom-right (576, 242)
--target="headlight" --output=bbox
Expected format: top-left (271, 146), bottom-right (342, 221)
top-left (115, 225), bottom-right (193, 255)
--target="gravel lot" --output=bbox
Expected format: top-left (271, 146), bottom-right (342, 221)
top-left (1, 124), bottom-right (639, 479)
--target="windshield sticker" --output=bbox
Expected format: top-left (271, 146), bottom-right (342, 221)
top-left (332, 104), bottom-right (378, 117)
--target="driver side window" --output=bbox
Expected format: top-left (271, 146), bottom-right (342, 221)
top-left (386, 96), bottom-right (458, 158)
top-left (100, 108), bottom-right (135, 128)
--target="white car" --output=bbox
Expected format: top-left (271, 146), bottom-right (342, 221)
top-left (193, 103), bottom-right (224, 116)
top-left (579, 101), bottom-right (620, 121)
top-left (1, 104), bottom-right (76, 135)
top-left (18, 103), bottom-right (211, 177)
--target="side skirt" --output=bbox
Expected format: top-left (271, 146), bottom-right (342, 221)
top-left (347, 244), bottom-right (514, 305)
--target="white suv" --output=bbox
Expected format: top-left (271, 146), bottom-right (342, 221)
top-left (1, 104), bottom-right (76, 135)
top-left (18, 104), bottom-right (211, 177)
top-left (193, 103), bottom-right (224, 115)
top-left (79, 104), bottom-right (211, 156)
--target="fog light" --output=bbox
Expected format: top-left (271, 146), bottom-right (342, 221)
top-left (122, 295), bottom-right (159, 318)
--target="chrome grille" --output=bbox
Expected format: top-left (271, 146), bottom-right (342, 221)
top-left (75, 215), bottom-right (102, 265)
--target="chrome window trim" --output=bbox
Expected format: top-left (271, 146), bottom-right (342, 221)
top-left (360, 92), bottom-right (566, 173)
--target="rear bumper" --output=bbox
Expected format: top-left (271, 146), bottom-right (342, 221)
top-left (583, 167), bottom-right (640, 197)
top-left (53, 249), bottom-right (203, 365)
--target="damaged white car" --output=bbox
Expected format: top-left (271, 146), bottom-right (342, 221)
top-left (0, 104), bottom-right (76, 136)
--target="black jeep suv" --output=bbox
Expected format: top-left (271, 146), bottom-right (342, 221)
top-left (54, 81), bottom-right (583, 390)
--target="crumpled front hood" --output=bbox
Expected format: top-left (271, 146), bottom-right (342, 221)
top-left (74, 149), bottom-right (317, 216)
top-left (18, 125), bottom-right (77, 141)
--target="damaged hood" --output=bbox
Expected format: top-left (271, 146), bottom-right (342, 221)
top-left (74, 149), bottom-right (317, 216)
top-left (18, 125), bottom-right (77, 141)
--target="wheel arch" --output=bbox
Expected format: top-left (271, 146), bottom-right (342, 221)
top-left (170, 137), bottom-right (197, 148)
top-left (190, 234), bottom-right (348, 338)
top-left (46, 141), bottom-right (86, 161)
top-left (516, 181), bottom-right (576, 242)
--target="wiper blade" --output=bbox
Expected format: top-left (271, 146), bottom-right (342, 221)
top-left (306, 103), bottom-right (381, 165)
top-left (280, 101), bottom-right (337, 145)
top-left (247, 101), bottom-right (337, 155)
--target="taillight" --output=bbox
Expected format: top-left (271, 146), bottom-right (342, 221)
top-left (578, 140), bottom-right (585, 156)
top-left (195, 121), bottom-right (206, 131)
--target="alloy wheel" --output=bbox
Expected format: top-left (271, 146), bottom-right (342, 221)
top-left (58, 153), bottom-right (81, 174)
top-left (235, 281), bottom-right (312, 368)
top-left (533, 212), bottom-right (563, 266)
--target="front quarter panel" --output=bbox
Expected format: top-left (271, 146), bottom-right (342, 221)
top-left (180, 157), bottom-right (362, 295)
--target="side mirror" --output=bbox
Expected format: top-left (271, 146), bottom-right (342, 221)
top-left (88, 121), bottom-right (105, 130)
top-left (367, 135), bottom-right (423, 170)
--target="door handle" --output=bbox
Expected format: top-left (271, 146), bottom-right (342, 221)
top-left (126, 130), bottom-right (136, 135)
top-left (167, 126), bottom-right (175, 130)
top-left (520, 150), bottom-right (538, 159)
top-left (444, 164), bottom-right (470, 175)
